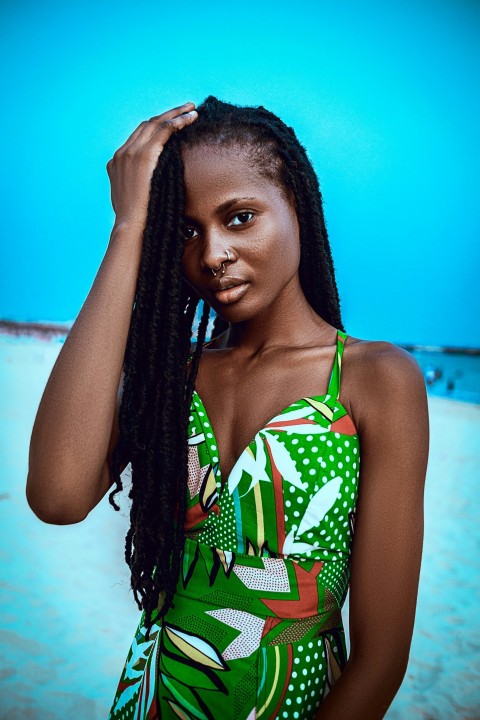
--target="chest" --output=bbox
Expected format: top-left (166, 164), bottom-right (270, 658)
top-left (191, 355), bottom-right (339, 483)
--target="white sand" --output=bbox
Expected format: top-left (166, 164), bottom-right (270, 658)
top-left (0, 336), bottom-right (479, 718)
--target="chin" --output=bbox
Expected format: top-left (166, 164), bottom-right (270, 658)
top-left (213, 302), bottom-right (263, 325)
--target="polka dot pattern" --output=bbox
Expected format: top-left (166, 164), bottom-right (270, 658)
top-left (185, 329), bottom-right (360, 605)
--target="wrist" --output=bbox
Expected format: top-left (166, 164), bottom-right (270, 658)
top-left (111, 217), bottom-right (146, 236)
top-left (107, 221), bottom-right (144, 272)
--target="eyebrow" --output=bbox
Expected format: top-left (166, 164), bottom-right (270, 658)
top-left (185, 197), bottom-right (259, 222)
top-left (215, 197), bottom-right (259, 214)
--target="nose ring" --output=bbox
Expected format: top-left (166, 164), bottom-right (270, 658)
top-left (212, 249), bottom-right (232, 276)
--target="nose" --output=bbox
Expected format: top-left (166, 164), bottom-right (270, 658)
top-left (200, 227), bottom-right (231, 274)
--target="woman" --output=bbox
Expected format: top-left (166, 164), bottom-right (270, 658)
top-left (27, 96), bottom-right (429, 719)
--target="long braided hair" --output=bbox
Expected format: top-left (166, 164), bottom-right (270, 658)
top-left (109, 95), bottom-right (344, 637)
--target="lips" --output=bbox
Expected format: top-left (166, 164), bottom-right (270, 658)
top-left (208, 277), bottom-right (247, 293)
top-left (209, 279), bottom-right (250, 305)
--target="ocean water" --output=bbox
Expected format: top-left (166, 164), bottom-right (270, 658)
top-left (0, 333), bottom-right (479, 718)
top-left (410, 350), bottom-right (480, 405)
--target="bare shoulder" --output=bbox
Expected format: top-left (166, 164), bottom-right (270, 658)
top-left (344, 333), bottom-right (425, 386)
top-left (342, 333), bottom-right (427, 433)
top-left (344, 334), bottom-right (429, 669)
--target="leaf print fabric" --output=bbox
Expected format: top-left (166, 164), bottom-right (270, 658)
top-left (108, 329), bottom-right (360, 719)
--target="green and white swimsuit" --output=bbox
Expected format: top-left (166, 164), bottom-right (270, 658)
top-left (109, 328), bottom-right (360, 719)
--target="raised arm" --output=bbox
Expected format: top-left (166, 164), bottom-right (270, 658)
top-left (316, 342), bottom-right (429, 719)
top-left (26, 102), bottom-right (198, 525)
top-left (26, 223), bottom-right (142, 524)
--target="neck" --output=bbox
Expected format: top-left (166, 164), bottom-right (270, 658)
top-left (216, 274), bottom-right (335, 355)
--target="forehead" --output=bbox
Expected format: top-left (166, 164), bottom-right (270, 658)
top-left (181, 143), bottom-right (281, 210)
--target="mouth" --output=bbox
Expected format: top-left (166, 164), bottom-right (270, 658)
top-left (210, 280), bottom-right (249, 304)
top-left (208, 277), bottom-right (247, 292)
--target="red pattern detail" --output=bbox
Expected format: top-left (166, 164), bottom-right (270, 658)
top-left (261, 615), bottom-right (283, 640)
top-left (330, 414), bottom-right (357, 435)
top-left (260, 560), bottom-right (324, 618)
top-left (184, 501), bottom-right (220, 531)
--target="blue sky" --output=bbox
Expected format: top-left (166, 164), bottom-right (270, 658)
top-left (1, 0), bottom-right (479, 346)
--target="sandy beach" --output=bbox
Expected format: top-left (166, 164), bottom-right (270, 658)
top-left (0, 335), bottom-right (479, 719)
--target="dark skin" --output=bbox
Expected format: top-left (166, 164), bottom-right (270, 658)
top-left (27, 92), bottom-right (428, 718)
top-left (181, 143), bottom-right (354, 481)
top-left (181, 142), bottom-right (430, 719)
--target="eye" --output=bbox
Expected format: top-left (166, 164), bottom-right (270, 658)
top-left (183, 225), bottom-right (199, 240)
top-left (227, 211), bottom-right (254, 227)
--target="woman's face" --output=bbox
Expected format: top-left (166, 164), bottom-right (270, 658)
top-left (180, 142), bottom-right (301, 321)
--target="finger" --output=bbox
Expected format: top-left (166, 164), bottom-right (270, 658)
top-left (125, 109), bottom-right (198, 157)
top-left (113, 102), bottom-right (195, 157)
top-left (148, 101), bottom-right (196, 124)
top-left (153, 110), bottom-right (198, 140)
top-left (120, 103), bottom-right (196, 154)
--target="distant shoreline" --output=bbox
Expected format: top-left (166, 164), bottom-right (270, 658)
top-left (0, 319), bottom-right (479, 355)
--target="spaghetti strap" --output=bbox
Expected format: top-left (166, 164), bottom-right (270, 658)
top-left (325, 328), bottom-right (348, 405)
top-left (189, 333), bottom-right (348, 404)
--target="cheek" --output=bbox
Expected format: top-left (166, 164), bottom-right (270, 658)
top-left (277, 243), bottom-right (301, 285)
top-left (271, 217), bottom-right (301, 267)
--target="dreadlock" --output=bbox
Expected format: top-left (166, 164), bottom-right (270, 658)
top-left (108, 95), bottom-right (344, 638)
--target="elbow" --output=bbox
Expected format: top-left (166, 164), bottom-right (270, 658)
top-left (31, 506), bottom-right (89, 525)
top-left (25, 475), bottom-right (90, 525)
top-left (26, 497), bottom-right (89, 525)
